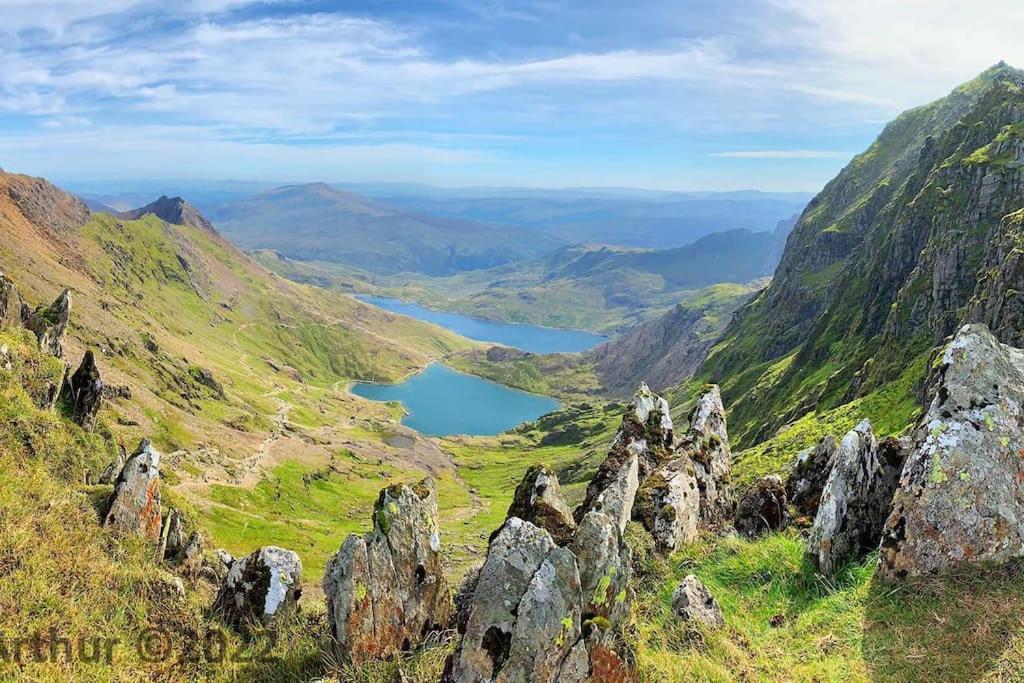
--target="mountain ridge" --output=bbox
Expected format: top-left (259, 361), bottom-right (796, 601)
top-left (209, 181), bottom-right (565, 276)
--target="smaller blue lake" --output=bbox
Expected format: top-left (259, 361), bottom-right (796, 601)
top-left (351, 363), bottom-right (560, 436)
top-left (355, 295), bottom-right (604, 354)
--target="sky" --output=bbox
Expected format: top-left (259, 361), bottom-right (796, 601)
top-left (1, 0), bottom-right (1022, 192)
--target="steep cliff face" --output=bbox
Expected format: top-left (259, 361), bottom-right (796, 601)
top-left (700, 63), bottom-right (1024, 446)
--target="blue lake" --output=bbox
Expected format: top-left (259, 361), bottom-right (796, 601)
top-left (355, 295), bottom-right (604, 353)
top-left (351, 363), bottom-right (560, 436)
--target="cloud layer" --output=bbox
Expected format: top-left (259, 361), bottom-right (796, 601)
top-left (1, 0), bottom-right (1019, 190)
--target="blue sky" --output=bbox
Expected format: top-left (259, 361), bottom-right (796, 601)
top-left (1, 0), bottom-right (1020, 191)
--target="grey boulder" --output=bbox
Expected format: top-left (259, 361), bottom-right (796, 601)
top-left (879, 324), bottom-right (1024, 579)
top-left (215, 546), bottom-right (302, 631)
top-left (104, 439), bottom-right (162, 541)
top-left (672, 574), bottom-right (724, 628)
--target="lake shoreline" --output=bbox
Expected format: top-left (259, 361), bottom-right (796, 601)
top-left (354, 294), bottom-right (606, 354)
top-left (349, 363), bottom-right (561, 437)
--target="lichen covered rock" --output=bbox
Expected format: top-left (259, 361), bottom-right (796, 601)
top-left (672, 575), bottom-right (724, 628)
top-left (734, 474), bottom-right (789, 538)
top-left (807, 420), bottom-right (905, 575)
top-left (323, 478), bottom-right (451, 664)
top-left (678, 385), bottom-right (734, 525)
top-left (571, 511), bottom-right (633, 625)
top-left (576, 383), bottom-right (671, 531)
top-left (446, 517), bottom-right (557, 681)
top-left (880, 324), bottom-right (1024, 579)
top-left (507, 464), bottom-right (576, 545)
top-left (632, 457), bottom-right (700, 551)
top-left (215, 546), bottom-right (302, 631)
top-left (68, 349), bottom-right (103, 430)
top-left (104, 439), bottom-right (161, 540)
top-left (446, 513), bottom-right (635, 683)
top-left (0, 272), bottom-right (22, 328)
top-left (786, 435), bottom-right (838, 518)
top-left (22, 288), bottom-right (70, 358)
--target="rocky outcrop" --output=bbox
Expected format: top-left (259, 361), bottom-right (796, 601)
top-left (576, 383), bottom-right (671, 530)
top-left (445, 517), bottom-right (559, 681)
top-left (104, 439), bottom-right (162, 540)
top-left (806, 421), bottom-right (906, 575)
top-left (879, 324), bottom-right (1024, 579)
top-left (507, 465), bottom-right (576, 545)
top-left (632, 457), bottom-right (700, 551)
top-left (786, 435), bottom-right (838, 518)
top-left (23, 289), bottom-right (71, 358)
top-left (446, 513), bottom-right (633, 683)
top-left (68, 350), bottom-right (103, 430)
top-left (215, 546), bottom-right (302, 631)
top-left (672, 575), bottom-right (724, 628)
top-left (678, 385), bottom-right (734, 525)
top-left (734, 474), bottom-right (788, 538)
top-left (323, 479), bottom-right (451, 665)
top-left (0, 272), bottom-right (22, 328)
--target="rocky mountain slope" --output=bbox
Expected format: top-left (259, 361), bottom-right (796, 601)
top-left (696, 62), bottom-right (1024, 449)
top-left (588, 283), bottom-right (760, 395)
top-left (209, 182), bottom-right (563, 276)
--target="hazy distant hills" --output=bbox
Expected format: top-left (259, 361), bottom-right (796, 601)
top-left (355, 186), bottom-right (809, 249)
top-left (206, 182), bottom-right (565, 276)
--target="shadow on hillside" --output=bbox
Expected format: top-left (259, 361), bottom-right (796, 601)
top-left (862, 562), bottom-right (1024, 682)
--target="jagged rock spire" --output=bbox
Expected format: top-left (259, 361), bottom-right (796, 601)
top-left (806, 420), bottom-right (906, 575)
top-left (323, 479), bottom-right (451, 665)
top-left (68, 349), bottom-right (103, 430)
top-left (23, 288), bottom-right (71, 358)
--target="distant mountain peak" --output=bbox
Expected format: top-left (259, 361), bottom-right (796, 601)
top-left (121, 195), bottom-right (217, 234)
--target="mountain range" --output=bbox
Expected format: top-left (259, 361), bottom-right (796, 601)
top-left (206, 182), bottom-right (564, 276)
